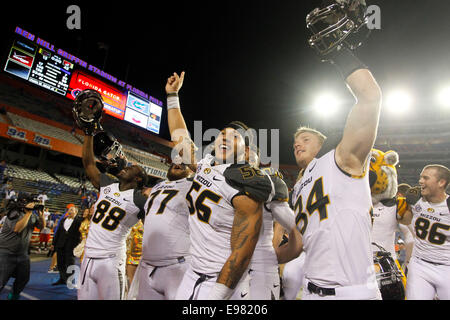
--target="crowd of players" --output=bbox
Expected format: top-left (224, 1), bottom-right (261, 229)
top-left (1, 1), bottom-right (449, 300)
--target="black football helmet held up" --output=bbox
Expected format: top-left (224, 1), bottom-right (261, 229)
top-left (72, 89), bottom-right (104, 135)
top-left (372, 243), bottom-right (406, 300)
top-left (93, 131), bottom-right (127, 175)
top-left (306, 0), bottom-right (371, 58)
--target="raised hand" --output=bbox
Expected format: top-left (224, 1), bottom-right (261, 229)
top-left (165, 71), bottom-right (185, 94)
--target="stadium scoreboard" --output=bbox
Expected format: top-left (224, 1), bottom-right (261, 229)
top-left (3, 26), bottom-right (163, 135)
top-left (28, 48), bottom-right (73, 96)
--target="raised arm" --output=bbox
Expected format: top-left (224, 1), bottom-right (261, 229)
top-left (165, 71), bottom-right (197, 169)
top-left (208, 195), bottom-right (263, 299)
top-left (82, 135), bottom-right (100, 189)
top-left (166, 72), bottom-right (188, 141)
top-left (334, 49), bottom-right (382, 176)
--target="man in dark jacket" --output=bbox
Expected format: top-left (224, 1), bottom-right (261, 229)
top-left (0, 194), bottom-right (45, 300)
top-left (51, 205), bottom-right (83, 286)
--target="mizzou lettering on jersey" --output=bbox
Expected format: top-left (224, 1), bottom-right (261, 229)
top-left (84, 174), bottom-right (147, 259)
top-left (291, 150), bottom-right (375, 288)
top-left (186, 154), bottom-right (273, 274)
top-left (411, 196), bottom-right (449, 264)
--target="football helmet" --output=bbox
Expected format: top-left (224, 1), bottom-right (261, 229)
top-left (93, 131), bottom-right (127, 175)
top-left (372, 243), bottom-right (405, 300)
top-left (72, 89), bottom-right (104, 135)
top-left (306, 0), bottom-right (371, 58)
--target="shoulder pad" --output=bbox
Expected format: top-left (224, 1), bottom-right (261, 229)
top-left (380, 197), bottom-right (397, 207)
top-left (261, 167), bottom-right (289, 202)
top-left (100, 173), bottom-right (118, 188)
top-left (224, 164), bottom-right (273, 202)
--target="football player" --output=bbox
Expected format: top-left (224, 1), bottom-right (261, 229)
top-left (165, 72), bottom-right (275, 300)
top-left (291, 2), bottom-right (383, 299)
top-left (129, 162), bottom-right (193, 300)
top-left (128, 75), bottom-right (196, 300)
top-left (246, 146), bottom-right (303, 300)
top-left (77, 130), bottom-right (147, 300)
top-left (400, 165), bottom-right (450, 300)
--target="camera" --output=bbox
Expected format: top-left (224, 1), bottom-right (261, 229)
top-left (33, 204), bottom-right (45, 212)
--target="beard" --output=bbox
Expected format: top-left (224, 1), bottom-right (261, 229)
top-left (167, 164), bottom-right (189, 181)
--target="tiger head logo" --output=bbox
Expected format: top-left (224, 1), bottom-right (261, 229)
top-left (369, 148), bottom-right (400, 204)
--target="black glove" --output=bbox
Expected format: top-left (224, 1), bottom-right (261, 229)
top-left (405, 186), bottom-right (421, 206)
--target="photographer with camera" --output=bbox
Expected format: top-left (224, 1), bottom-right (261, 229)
top-left (0, 193), bottom-right (45, 300)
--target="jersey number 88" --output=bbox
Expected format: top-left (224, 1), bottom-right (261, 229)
top-left (92, 200), bottom-right (126, 231)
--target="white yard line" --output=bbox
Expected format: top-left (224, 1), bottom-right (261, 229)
top-left (4, 285), bottom-right (40, 300)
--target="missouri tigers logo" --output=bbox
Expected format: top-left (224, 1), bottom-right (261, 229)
top-left (369, 149), bottom-right (399, 204)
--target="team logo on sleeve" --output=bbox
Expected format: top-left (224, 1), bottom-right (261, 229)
top-left (415, 204), bottom-right (422, 212)
top-left (427, 208), bottom-right (435, 213)
top-left (104, 187), bottom-right (111, 194)
top-left (203, 168), bottom-right (211, 174)
top-left (114, 192), bottom-right (121, 197)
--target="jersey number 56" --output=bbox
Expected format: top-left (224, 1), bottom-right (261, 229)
top-left (186, 181), bottom-right (222, 224)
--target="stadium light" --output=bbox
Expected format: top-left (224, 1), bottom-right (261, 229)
top-left (385, 90), bottom-right (413, 114)
top-left (437, 86), bottom-right (450, 109)
top-left (312, 93), bottom-right (340, 117)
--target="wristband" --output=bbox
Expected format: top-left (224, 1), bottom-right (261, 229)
top-left (167, 95), bottom-right (180, 110)
top-left (330, 47), bottom-right (368, 80)
top-left (207, 282), bottom-right (234, 300)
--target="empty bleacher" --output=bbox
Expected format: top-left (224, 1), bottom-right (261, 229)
top-left (7, 112), bottom-right (83, 145)
top-left (5, 164), bottom-right (97, 215)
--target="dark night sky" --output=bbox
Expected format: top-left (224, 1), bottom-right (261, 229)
top-left (1, 0), bottom-right (450, 165)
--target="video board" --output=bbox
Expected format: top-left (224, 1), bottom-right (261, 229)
top-left (4, 27), bottom-right (164, 134)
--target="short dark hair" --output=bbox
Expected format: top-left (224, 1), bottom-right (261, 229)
top-left (135, 166), bottom-right (148, 189)
top-left (423, 164), bottom-right (450, 189)
top-left (225, 121), bottom-right (254, 146)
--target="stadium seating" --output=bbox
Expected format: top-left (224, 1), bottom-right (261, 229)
top-left (7, 112), bottom-right (83, 145)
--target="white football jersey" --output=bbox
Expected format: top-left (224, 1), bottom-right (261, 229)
top-left (411, 196), bottom-right (450, 265)
top-left (371, 197), bottom-right (408, 259)
top-left (291, 150), bottom-right (376, 288)
top-left (84, 174), bottom-right (147, 259)
top-left (141, 178), bottom-right (192, 266)
top-left (249, 204), bottom-right (278, 273)
top-left (188, 154), bottom-right (273, 275)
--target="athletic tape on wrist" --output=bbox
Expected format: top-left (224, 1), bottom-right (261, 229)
top-left (167, 96), bottom-right (180, 110)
